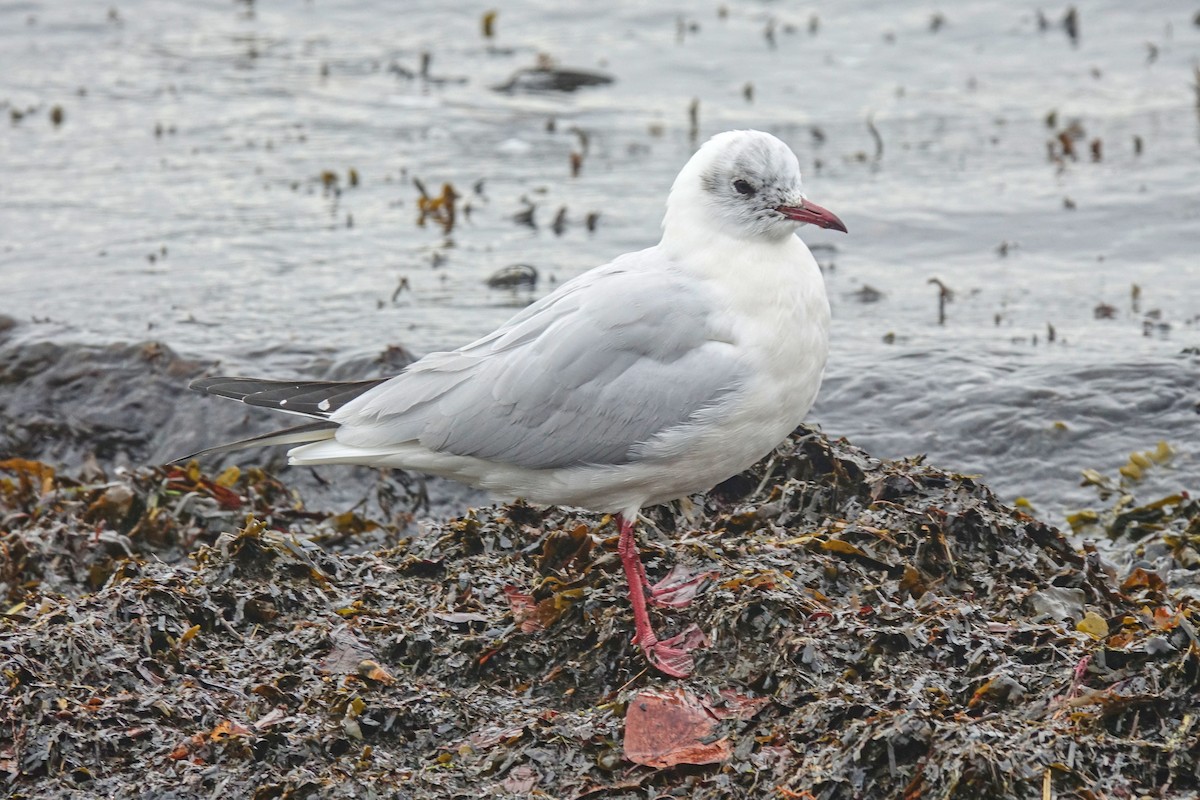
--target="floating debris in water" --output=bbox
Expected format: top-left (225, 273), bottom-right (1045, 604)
top-left (48, 105), bottom-right (63, 126)
top-left (512, 197), bottom-right (536, 229)
top-left (676, 16), bottom-right (701, 43)
top-left (388, 53), bottom-right (467, 85)
top-left (481, 9), bottom-right (497, 38)
top-left (928, 277), bottom-right (954, 325)
top-left (485, 263), bottom-right (538, 289)
top-left (1063, 6), bottom-right (1079, 46)
top-left (493, 65), bottom-right (614, 94)
top-left (1143, 316), bottom-right (1171, 337)
top-left (1055, 130), bottom-right (1076, 161)
top-left (849, 284), bottom-right (884, 303)
top-left (415, 179), bottom-right (460, 232)
top-left (866, 113), bottom-right (883, 163)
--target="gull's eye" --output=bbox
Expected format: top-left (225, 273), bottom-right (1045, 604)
top-left (733, 179), bottom-right (756, 196)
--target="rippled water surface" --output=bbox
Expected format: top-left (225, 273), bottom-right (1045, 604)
top-left (2, 0), bottom-right (1198, 523)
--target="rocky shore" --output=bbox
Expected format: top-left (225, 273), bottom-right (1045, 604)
top-left (2, 335), bottom-right (1197, 798)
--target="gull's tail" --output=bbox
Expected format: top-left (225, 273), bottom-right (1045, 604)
top-left (178, 375), bottom-right (388, 462)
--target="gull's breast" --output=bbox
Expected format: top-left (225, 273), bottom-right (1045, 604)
top-left (627, 237), bottom-right (832, 503)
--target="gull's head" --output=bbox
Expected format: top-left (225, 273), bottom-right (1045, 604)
top-left (663, 130), bottom-right (846, 244)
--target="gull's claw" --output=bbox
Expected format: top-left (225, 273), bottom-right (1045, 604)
top-left (638, 624), bottom-right (708, 679)
top-left (645, 565), bottom-right (717, 608)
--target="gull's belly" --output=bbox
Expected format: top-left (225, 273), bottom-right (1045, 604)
top-left (643, 338), bottom-right (827, 503)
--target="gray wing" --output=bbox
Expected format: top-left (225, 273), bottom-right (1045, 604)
top-left (333, 251), bottom-right (747, 469)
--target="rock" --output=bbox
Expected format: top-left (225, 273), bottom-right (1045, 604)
top-left (492, 67), bottom-right (614, 94)
top-left (0, 338), bottom-right (481, 518)
top-left (485, 264), bottom-right (538, 289)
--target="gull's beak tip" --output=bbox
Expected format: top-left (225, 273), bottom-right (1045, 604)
top-left (777, 200), bottom-right (848, 234)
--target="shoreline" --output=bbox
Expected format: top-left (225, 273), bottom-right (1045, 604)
top-left (3, 428), bottom-right (1197, 798)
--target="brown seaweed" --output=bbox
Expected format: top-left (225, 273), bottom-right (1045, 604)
top-left (2, 431), bottom-right (1197, 798)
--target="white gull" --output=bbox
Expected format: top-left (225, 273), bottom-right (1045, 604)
top-left (187, 129), bottom-right (847, 677)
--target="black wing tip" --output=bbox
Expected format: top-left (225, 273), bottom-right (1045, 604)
top-left (188, 375), bottom-right (388, 416)
top-left (168, 450), bottom-right (201, 465)
top-left (168, 441), bottom-right (226, 464)
top-left (171, 421), bottom-right (339, 463)
top-left (189, 375), bottom-right (239, 393)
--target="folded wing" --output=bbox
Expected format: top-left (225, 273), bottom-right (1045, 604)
top-left (332, 256), bottom-right (747, 470)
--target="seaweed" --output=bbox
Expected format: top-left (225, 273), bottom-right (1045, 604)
top-left (2, 431), bottom-right (1197, 798)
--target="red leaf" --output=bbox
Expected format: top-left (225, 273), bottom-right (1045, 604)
top-left (624, 688), bottom-right (731, 768)
top-left (503, 584), bottom-right (563, 633)
top-left (503, 585), bottom-right (536, 619)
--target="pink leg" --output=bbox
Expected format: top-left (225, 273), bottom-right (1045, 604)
top-left (616, 513), bottom-right (705, 678)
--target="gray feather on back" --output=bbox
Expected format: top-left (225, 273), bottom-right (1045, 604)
top-left (334, 253), bottom-right (747, 469)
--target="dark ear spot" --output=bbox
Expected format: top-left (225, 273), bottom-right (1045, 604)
top-left (700, 169), bottom-right (723, 194)
top-left (733, 179), bottom-right (756, 196)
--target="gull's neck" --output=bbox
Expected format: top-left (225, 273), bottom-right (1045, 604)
top-left (659, 203), bottom-right (800, 278)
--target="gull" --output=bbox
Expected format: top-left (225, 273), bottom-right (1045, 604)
top-left (187, 130), bottom-right (846, 678)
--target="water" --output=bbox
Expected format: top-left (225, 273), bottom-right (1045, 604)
top-left (2, 0), bottom-right (1198, 523)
